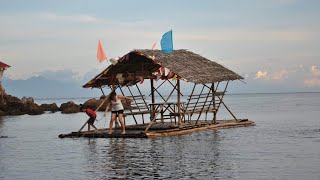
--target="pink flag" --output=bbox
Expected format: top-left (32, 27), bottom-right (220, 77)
top-left (97, 40), bottom-right (107, 63)
top-left (151, 42), bottom-right (157, 50)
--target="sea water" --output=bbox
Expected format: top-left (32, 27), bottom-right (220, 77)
top-left (1, 93), bottom-right (320, 179)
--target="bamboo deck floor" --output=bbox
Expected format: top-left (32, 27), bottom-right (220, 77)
top-left (58, 119), bottom-right (255, 138)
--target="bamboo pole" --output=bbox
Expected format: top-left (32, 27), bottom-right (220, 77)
top-left (212, 82), bottom-right (216, 124)
top-left (216, 95), bottom-right (238, 121)
top-left (78, 91), bottom-right (111, 132)
top-left (99, 87), bottom-right (105, 96)
top-left (150, 79), bottom-right (155, 104)
top-left (182, 83), bottom-right (196, 123)
top-left (215, 81), bottom-right (229, 111)
top-left (144, 84), bottom-right (177, 133)
top-left (150, 79), bottom-right (155, 119)
top-left (177, 79), bottom-right (182, 126)
top-left (195, 84), bottom-right (212, 123)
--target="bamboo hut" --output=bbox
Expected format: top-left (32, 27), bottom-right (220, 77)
top-left (59, 49), bottom-right (255, 138)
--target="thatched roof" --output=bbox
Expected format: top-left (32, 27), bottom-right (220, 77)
top-left (83, 49), bottom-right (243, 88)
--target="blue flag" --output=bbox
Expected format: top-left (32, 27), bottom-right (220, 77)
top-left (160, 30), bottom-right (173, 54)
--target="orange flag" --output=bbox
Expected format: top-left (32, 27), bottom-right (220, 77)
top-left (97, 40), bottom-right (107, 63)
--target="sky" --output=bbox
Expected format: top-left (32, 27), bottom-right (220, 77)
top-left (0, 0), bottom-right (320, 94)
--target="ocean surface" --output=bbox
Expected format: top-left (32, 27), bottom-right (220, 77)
top-left (1, 93), bottom-right (320, 179)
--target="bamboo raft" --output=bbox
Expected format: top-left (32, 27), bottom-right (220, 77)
top-left (59, 120), bottom-right (255, 138)
top-left (59, 49), bottom-right (256, 139)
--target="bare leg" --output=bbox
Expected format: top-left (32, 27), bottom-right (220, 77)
top-left (90, 124), bottom-right (98, 130)
top-left (108, 113), bottom-right (117, 134)
top-left (118, 114), bottom-right (126, 134)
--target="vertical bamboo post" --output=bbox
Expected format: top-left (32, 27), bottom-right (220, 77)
top-left (150, 79), bottom-right (155, 120)
top-left (150, 79), bottom-right (155, 104)
top-left (177, 79), bottom-right (182, 126)
top-left (99, 87), bottom-right (105, 96)
top-left (212, 82), bottom-right (217, 124)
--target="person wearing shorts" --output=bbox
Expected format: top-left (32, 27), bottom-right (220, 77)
top-left (107, 92), bottom-right (133, 134)
top-left (80, 106), bottom-right (98, 132)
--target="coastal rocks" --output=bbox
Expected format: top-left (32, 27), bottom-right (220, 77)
top-left (0, 94), bottom-right (43, 116)
top-left (60, 101), bottom-right (80, 114)
top-left (83, 98), bottom-right (108, 111)
top-left (40, 103), bottom-right (59, 112)
top-left (22, 102), bottom-right (44, 115)
top-left (2, 95), bottom-right (24, 112)
top-left (0, 94), bottom-right (131, 116)
top-left (0, 110), bottom-right (6, 116)
top-left (8, 109), bottom-right (24, 116)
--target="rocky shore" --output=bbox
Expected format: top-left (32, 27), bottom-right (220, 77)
top-left (0, 94), bottom-right (131, 116)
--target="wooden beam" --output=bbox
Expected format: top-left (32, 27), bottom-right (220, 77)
top-left (177, 79), bottom-right (182, 126)
top-left (150, 79), bottom-right (155, 104)
top-left (182, 83), bottom-right (196, 123)
top-left (195, 84), bottom-right (213, 123)
top-left (212, 82), bottom-right (216, 124)
top-left (216, 95), bottom-right (238, 121)
top-left (150, 79), bottom-right (155, 117)
top-left (99, 87), bottom-right (105, 96)
top-left (144, 84), bottom-right (177, 133)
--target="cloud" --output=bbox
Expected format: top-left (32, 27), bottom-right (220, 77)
top-left (255, 70), bottom-right (268, 79)
top-left (304, 65), bottom-right (320, 87)
top-left (271, 69), bottom-right (288, 80)
top-left (254, 69), bottom-right (289, 81)
top-left (310, 65), bottom-right (320, 77)
top-left (304, 78), bottom-right (320, 87)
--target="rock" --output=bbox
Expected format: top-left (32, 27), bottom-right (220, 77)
top-left (8, 109), bottom-right (24, 116)
top-left (83, 98), bottom-right (99, 110)
top-left (21, 96), bottom-right (34, 104)
top-left (62, 106), bottom-right (80, 114)
top-left (23, 102), bottom-right (44, 115)
top-left (83, 98), bottom-right (108, 112)
top-left (0, 110), bottom-right (6, 116)
top-left (60, 101), bottom-right (79, 111)
top-left (2, 95), bottom-right (24, 112)
top-left (40, 103), bottom-right (59, 112)
top-left (60, 101), bottom-right (80, 113)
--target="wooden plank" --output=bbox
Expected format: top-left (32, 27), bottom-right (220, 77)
top-left (177, 79), bottom-right (182, 125)
top-left (123, 110), bottom-right (151, 116)
top-left (146, 121), bottom-right (256, 138)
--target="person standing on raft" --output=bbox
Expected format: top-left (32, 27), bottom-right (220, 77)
top-left (79, 105), bottom-right (98, 132)
top-left (106, 92), bottom-right (133, 134)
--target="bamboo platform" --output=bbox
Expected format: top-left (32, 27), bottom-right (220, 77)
top-left (58, 119), bottom-right (255, 138)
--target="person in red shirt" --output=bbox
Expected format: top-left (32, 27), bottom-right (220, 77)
top-left (80, 105), bottom-right (98, 132)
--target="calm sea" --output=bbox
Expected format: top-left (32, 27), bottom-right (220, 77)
top-left (1, 93), bottom-right (320, 179)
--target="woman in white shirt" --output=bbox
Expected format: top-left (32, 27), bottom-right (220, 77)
top-left (106, 92), bottom-right (133, 134)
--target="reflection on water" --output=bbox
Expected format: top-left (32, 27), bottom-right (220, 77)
top-left (1, 93), bottom-right (320, 179)
top-left (75, 131), bottom-right (229, 179)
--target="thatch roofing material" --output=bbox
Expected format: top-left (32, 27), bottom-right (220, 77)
top-left (83, 49), bottom-right (243, 88)
top-left (138, 49), bottom-right (243, 84)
